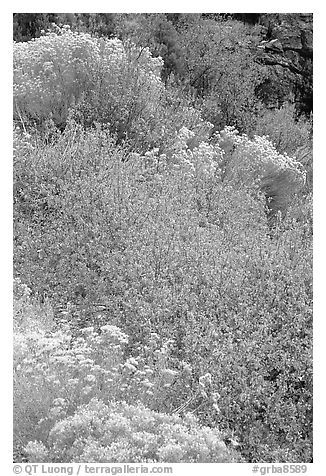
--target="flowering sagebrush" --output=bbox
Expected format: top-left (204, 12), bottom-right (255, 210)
top-left (14, 27), bottom-right (164, 139)
top-left (214, 126), bottom-right (305, 187)
top-left (25, 398), bottom-right (241, 463)
top-left (13, 23), bottom-right (312, 464)
top-left (14, 294), bottom-right (234, 462)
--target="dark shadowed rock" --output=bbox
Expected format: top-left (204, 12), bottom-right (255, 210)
top-left (255, 13), bottom-right (312, 113)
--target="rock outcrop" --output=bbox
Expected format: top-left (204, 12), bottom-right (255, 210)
top-left (255, 14), bottom-right (312, 112)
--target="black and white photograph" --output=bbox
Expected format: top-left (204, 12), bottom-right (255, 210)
top-left (11, 6), bottom-right (315, 471)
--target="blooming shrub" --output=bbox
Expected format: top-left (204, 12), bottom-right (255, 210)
top-left (13, 23), bottom-right (312, 464)
top-left (14, 320), bottom-right (126, 445)
top-left (14, 293), bottom-right (239, 463)
top-left (25, 399), bottom-right (241, 463)
top-left (14, 27), bottom-right (163, 143)
top-left (214, 126), bottom-right (305, 187)
top-left (211, 126), bottom-right (306, 219)
top-left (13, 27), bottom-right (213, 153)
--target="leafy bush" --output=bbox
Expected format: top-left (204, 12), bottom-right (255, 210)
top-left (254, 103), bottom-right (312, 155)
top-left (175, 18), bottom-right (267, 132)
top-left (254, 104), bottom-right (313, 198)
top-left (13, 13), bottom-right (54, 42)
top-left (14, 122), bottom-right (273, 306)
top-left (114, 13), bottom-right (186, 81)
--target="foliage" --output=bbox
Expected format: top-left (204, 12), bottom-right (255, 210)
top-left (253, 104), bottom-right (312, 200)
top-left (174, 18), bottom-right (267, 132)
top-left (14, 289), bottom-right (240, 463)
top-left (13, 13), bottom-right (117, 42)
top-left (13, 27), bottom-right (163, 142)
top-left (13, 18), bottom-right (312, 464)
top-left (114, 14), bottom-right (185, 82)
top-left (13, 27), bottom-right (213, 153)
top-left (13, 13), bottom-right (313, 119)
top-left (254, 103), bottom-right (312, 155)
top-left (14, 121), bottom-right (304, 305)
top-left (113, 12), bottom-right (266, 132)
top-left (13, 13), bottom-right (54, 42)
top-left (14, 120), bottom-right (312, 462)
top-left (25, 398), bottom-right (240, 463)
top-left (71, 14), bottom-right (117, 38)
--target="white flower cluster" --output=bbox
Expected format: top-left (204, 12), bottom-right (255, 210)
top-left (214, 126), bottom-right (306, 191)
top-left (13, 27), bottom-right (164, 126)
top-left (169, 127), bottom-right (223, 178)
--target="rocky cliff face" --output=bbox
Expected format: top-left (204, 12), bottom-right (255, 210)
top-left (255, 13), bottom-right (313, 113)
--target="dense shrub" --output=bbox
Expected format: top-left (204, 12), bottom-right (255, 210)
top-left (14, 27), bottom-right (214, 153)
top-left (13, 13), bottom-right (54, 42)
top-left (13, 20), bottom-right (312, 464)
top-left (174, 18), bottom-right (267, 132)
top-left (14, 13), bottom-right (313, 119)
top-left (16, 122), bottom-right (298, 305)
top-left (14, 27), bottom-right (163, 140)
top-left (114, 13), bottom-right (186, 82)
top-left (253, 104), bottom-right (313, 198)
top-left (14, 287), bottom-right (240, 463)
top-left (14, 121), bottom-right (312, 462)
top-left (25, 399), bottom-right (240, 463)
top-left (254, 103), bottom-right (312, 156)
